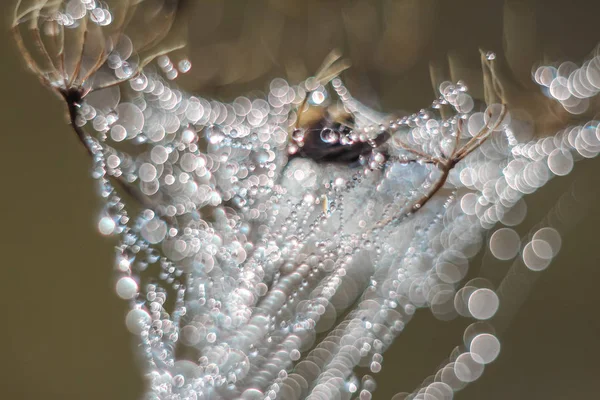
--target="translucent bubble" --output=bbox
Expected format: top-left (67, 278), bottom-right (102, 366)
top-left (116, 277), bottom-right (138, 300)
top-left (547, 149), bottom-right (573, 176)
top-left (290, 349), bottom-right (301, 361)
top-left (468, 289), bottom-right (499, 320)
top-left (532, 227), bottom-right (561, 257)
top-left (141, 218), bottom-right (168, 244)
top-left (270, 78), bottom-right (289, 97)
top-left (151, 146), bottom-right (169, 164)
top-left (522, 241), bottom-right (552, 271)
top-left (436, 250), bottom-right (468, 284)
top-left (454, 287), bottom-right (477, 317)
top-left (456, 93), bottom-right (474, 113)
top-left (550, 77), bottom-right (570, 100)
top-left (454, 352), bottom-right (484, 383)
top-left (166, 69), bottom-right (178, 80)
top-left (139, 163), bottom-right (158, 182)
top-left (531, 239), bottom-right (553, 260)
top-left (587, 57), bottom-right (600, 89)
top-left (370, 361), bottom-right (382, 373)
top-left (98, 216), bottom-right (116, 235)
top-left (469, 333), bottom-right (501, 364)
top-left (500, 198), bottom-right (527, 226)
top-left (66, 0), bottom-right (87, 19)
top-left (311, 91), bottom-right (326, 105)
top-left (110, 124), bottom-right (127, 142)
top-left (440, 363), bottom-right (467, 391)
top-left (147, 125), bottom-right (166, 142)
top-left (130, 74), bottom-right (148, 91)
top-left (115, 103), bottom-right (144, 137)
top-left (564, 97), bottom-right (589, 116)
top-left (107, 154), bottom-right (121, 169)
top-left (125, 309), bottom-right (151, 335)
top-left (182, 128), bottom-right (196, 144)
top-left (181, 325), bottom-right (202, 346)
top-left (467, 112), bottom-right (485, 137)
top-left (538, 66), bottom-right (557, 87)
top-left (320, 128), bottom-right (339, 144)
top-left (178, 59), bottom-right (192, 73)
top-left (460, 193), bottom-right (477, 215)
top-left (459, 168), bottom-right (476, 186)
top-left (489, 228), bottom-right (520, 260)
top-left (180, 153), bottom-right (198, 172)
top-left (424, 382), bottom-right (453, 400)
top-left (157, 55), bottom-right (171, 69)
top-left (359, 390), bottom-right (372, 400)
top-left (558, 61), bottom-right (578, 78)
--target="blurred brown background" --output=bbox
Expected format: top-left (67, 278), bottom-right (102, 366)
top-left (1, 0), bottom-right (599, 399)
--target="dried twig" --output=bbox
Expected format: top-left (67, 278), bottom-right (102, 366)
top-left (373, 103), bottom-right (507, 230)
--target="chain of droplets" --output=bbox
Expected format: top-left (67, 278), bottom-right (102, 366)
top-left (278, 80), bottom-right (504, 399)
top-left (79, 45), bottom-right (600, 400)
top-left (86, 133), bottom-right (180, 379)
top-left (255, 93), bottom-right (486, 398)
top-left (41, 0), bottom-right (114, 27)
top-left (332, 77), bottom-right (470, 163)
top-left (155, 77), bottom-right (485, 399)
top-left (534, 53), bottom-right (600, 115)
top-left (211, 137), bottom-right (453, 397)
top-left (100, 70), bottom-right (474, 399)
top-left (288, 194), bottom-right (467, 400)
top-left (106, 65), bottom-right (419, 398)
top-left (396, 166), bottom-right (597, 400)
top-left (77, 63), bottom-right (302, 398)
top-left (216, 165), bottom-right (398, 395)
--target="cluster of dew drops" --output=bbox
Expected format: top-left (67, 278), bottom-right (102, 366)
top-left (51, 5), bottom-right (600, 398)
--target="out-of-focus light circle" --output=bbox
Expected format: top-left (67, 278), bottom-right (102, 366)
top-left (116, 276), bottom-right (138, 299)
top-left (311, 91), bottom-right (326, 105)
top-left (547, 149), bottom-right (574, 176)
top-left (500, 198), bottom-right (527, 226)
top-left (460, 193), bottom-right (477, 215)
top-left (125, 308), bottom-right (150, 335)
top-left (454, 352), bottom-right (484, 383)
top-left (470, 333), bottom-right (501, 364)
top-left (468, 289), bottom-right (499, 320)
top-left (523, 241), bottom-right (552, 271)
top-left (424, 382), bottom-right (453, 400)
top-left (98, 216), bottom-right (116, 235)
top-left (531, 239), bottom-right (553, 260)
top-left (110, 124), bottom-right (127, 142)
top-left (489, 228), bottom-right (520, 260)
top-left (139, 163), bottom-right (158, 182)
top-left (533, 227), bottom-right (561, 258)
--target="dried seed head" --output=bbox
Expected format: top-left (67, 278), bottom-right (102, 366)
top-left (12, 0), bottom-right (189, 101)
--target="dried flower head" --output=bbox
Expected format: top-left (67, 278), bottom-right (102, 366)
top-left (12, 0), bottom-right (188, 106)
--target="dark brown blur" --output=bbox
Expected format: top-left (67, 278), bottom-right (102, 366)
top-left (0, 1), bottom-right (599, 399)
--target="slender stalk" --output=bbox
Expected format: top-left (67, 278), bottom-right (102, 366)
top-left (65, 94), bottom-right (158, 212)
top-left (410, 160), bottom-right (454, 213)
